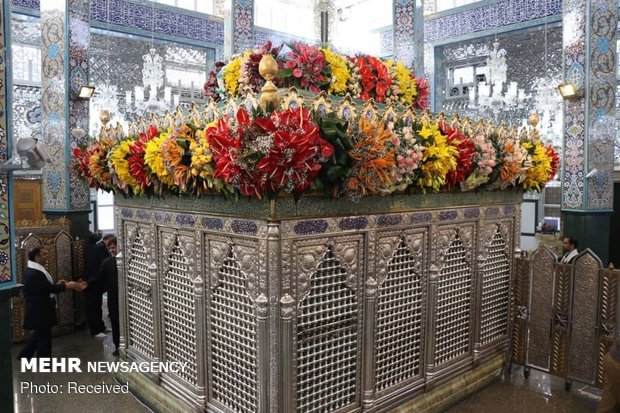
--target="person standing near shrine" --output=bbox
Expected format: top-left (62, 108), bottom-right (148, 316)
top-left (560, 236), bottom-right (579, 263)
top-left (85, 234), bottom-right (116, 337)
top-left (18, 246), bottom-right (85, 359)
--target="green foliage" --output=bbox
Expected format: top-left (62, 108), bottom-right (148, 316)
top-left (315, 113), bottom-right (353, 196)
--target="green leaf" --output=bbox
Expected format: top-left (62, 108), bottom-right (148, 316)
top-left (276, 68), bottom-right (294, 78)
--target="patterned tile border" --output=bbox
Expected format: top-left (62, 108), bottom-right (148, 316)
top-left (0, 1), bottom-right (12, 283)
top-left (14, 0), bottom-right (225, 45)
top-left (424, 0), bottom-right (562, 42)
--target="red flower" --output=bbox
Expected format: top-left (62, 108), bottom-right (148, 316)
top-left (73, 147), bottom-right (98, 188)
top-left (440, 123), bottom-right (476, 189)
top-left (257, 107), bottom-right (333, 195)
top-left (128, 140), bottom-right (150, 190)
top-left (355, 56), bottom-right (392, 103)
top-left (282, 42), bottom-right (327, 92)
top-left (546, 145), bottom-right (560, 180)
top-left (414, 76), bottom-right (430, 110)
top-left (203, 61), bottom-right (225, 101)
top-left (139, 124), bottom-right (159, 142)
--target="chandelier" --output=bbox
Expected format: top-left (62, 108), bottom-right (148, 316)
top-left (468, 41), bottom-right (527, 116)
top-left (125, 48), bottom-right (179, 116)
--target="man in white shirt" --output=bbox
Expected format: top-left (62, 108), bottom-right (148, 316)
top-left (560, 236), bottom-right (579, 264)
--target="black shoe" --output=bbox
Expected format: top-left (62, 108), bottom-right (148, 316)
top-left (112, 349), bottom-right (119, 357)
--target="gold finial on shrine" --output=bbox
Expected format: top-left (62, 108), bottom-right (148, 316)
top-left (528, 111), bottom-right (541, 142)
top-left (528, 111), bottom-right (540, 128)
top-left (99, 109), bottom-right (111, 128)
top-left (259, 54), bottom-right (279, 111)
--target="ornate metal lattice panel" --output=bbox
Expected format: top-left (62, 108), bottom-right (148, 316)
top-left (568, 251), bottom-right (602, 384)
top-left (375, 237), bottom-right (423, 391)
top-left (296, 245), bottom-right (358, 413)
top-left (434, 232), bottom-right (472, 365)
top-left (512, 255), bottom-right (530, 363)
top-left (550, 263), bottom-right (572, 377)
top-left (162, 238), bottom-right (197, 385)
top-left (210, 247), bottom-right (258, 413)
top-left (527, 247), bottom-right (556, 371)
top-left (126, 231), bottom-right (155, 359)
top-left (480, 229), bottom-right (510, 345)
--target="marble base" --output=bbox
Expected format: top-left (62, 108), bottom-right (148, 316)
top-left (389, 355), bottom-right (505, 413)
top-left (115, 354), bottom-right (505, 413)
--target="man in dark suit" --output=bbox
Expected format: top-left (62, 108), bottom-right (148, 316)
top-left (95, 238), bottom-right (120, 356)
top-left (18, 246), bottom-right (84, 359)
top-left (85, 234), bottom-right (116, 337)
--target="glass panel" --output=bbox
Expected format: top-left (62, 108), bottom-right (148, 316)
top-left (425, 0), bottom-right (485, 14)
top-left (97, 206), bottom-right (115, 231)
top-left (254, 0), bottom-right (316, 40)
top-left (12, 44), bottom-right (41, 84)
top-left (176, 0), bottom-right (195, 10)
top-left (97, 189), bottom-right (114, 206)
top-left (331, 0), bottom-right (393, 56)
top-left (452, 66), bottom-right (474, 84)
top-left (196, 0), bottom-right (215, 14)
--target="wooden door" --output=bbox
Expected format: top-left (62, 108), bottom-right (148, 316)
top-left (13, 178), bottom-right (43, 223)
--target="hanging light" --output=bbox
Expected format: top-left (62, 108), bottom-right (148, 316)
top-left (125, 48), bottom-right (180, 116)
top-left (124, 2), bottom-right (179, 116)
top-left (91, 0), bottom-right (121, 131)
top-left (468, 41), bottom-right (527, 116)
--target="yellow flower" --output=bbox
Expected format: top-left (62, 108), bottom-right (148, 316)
top-left (387, 60), bottom-right (418, 106)
top-left (416, 123), bottom-right (458, 191)
top-left (321, 48), bottom-right (350, 94)
top-left (418, 122), bottom-right (440, 140)
top-left (223, 53), bottom-right (247, 96)
top-left (109, 140), bottom-right (138, 191)
top-left (144, 134), bottom-right (175, 186)
top-left (522, 142), bottom-right (552, 191)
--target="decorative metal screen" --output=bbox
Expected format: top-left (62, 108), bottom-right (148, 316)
top-left (162, 240), bottom-right (197, 385)
top-left (210, 247), bottom-right (258, 412)
top-left (375, 238), bottom-right (423, 391)
top-left (434, 233), bottom-right (472, 365)
top-left (296, 245), bottom-right (358, 413)
top-left (480, 228), bottom-right (510, 345)
top-left (126, 231), bottom-right (155, 359)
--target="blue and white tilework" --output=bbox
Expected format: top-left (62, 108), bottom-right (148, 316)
top-left (424, 0), bottom-right (562, 42)
top-left (41, 3), bottom-right (67, 210)
top-left (12, 0), bottom-right (39, 9)
top-left (439, 210), bottom-right (458, 221)
top-left (201, 217), bottom-right (223, 231)
top-left (231, 219), bottom-right (258, 235)
top-left (233, 0), bottom-right (253, 53)
top-left (294, 220), bottom-right (328, 235)
top-left (586, 0), bottom-right (616, 210)
top-left (68, 0), bottom-right (90, 210)
top-left (377, 215), bottom-right (402, 227)
top-left (562, 0), bottom-right (616, 211)
top-left (90, 0), bottom-right (224, 45)
top-left (0, 1), bottom-right (11, 283)
top-left (393, 0), bottom-right (424, 75)
top-left (338, 217), bottom-right (368, 231)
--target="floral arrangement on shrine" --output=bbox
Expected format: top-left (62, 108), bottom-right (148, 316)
top-left (203, 41), bottom-right (430, 109)
top-left (73, 104), bottom-right (559, 201)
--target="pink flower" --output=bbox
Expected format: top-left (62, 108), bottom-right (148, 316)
top-left (293, 68), bottom-right (303, 78)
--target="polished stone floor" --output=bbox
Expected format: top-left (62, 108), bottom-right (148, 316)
top-left (11, 328), bottom-right (600, 413)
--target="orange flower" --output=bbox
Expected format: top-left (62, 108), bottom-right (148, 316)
top-left (346, 118), bottom-right (396, 197)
